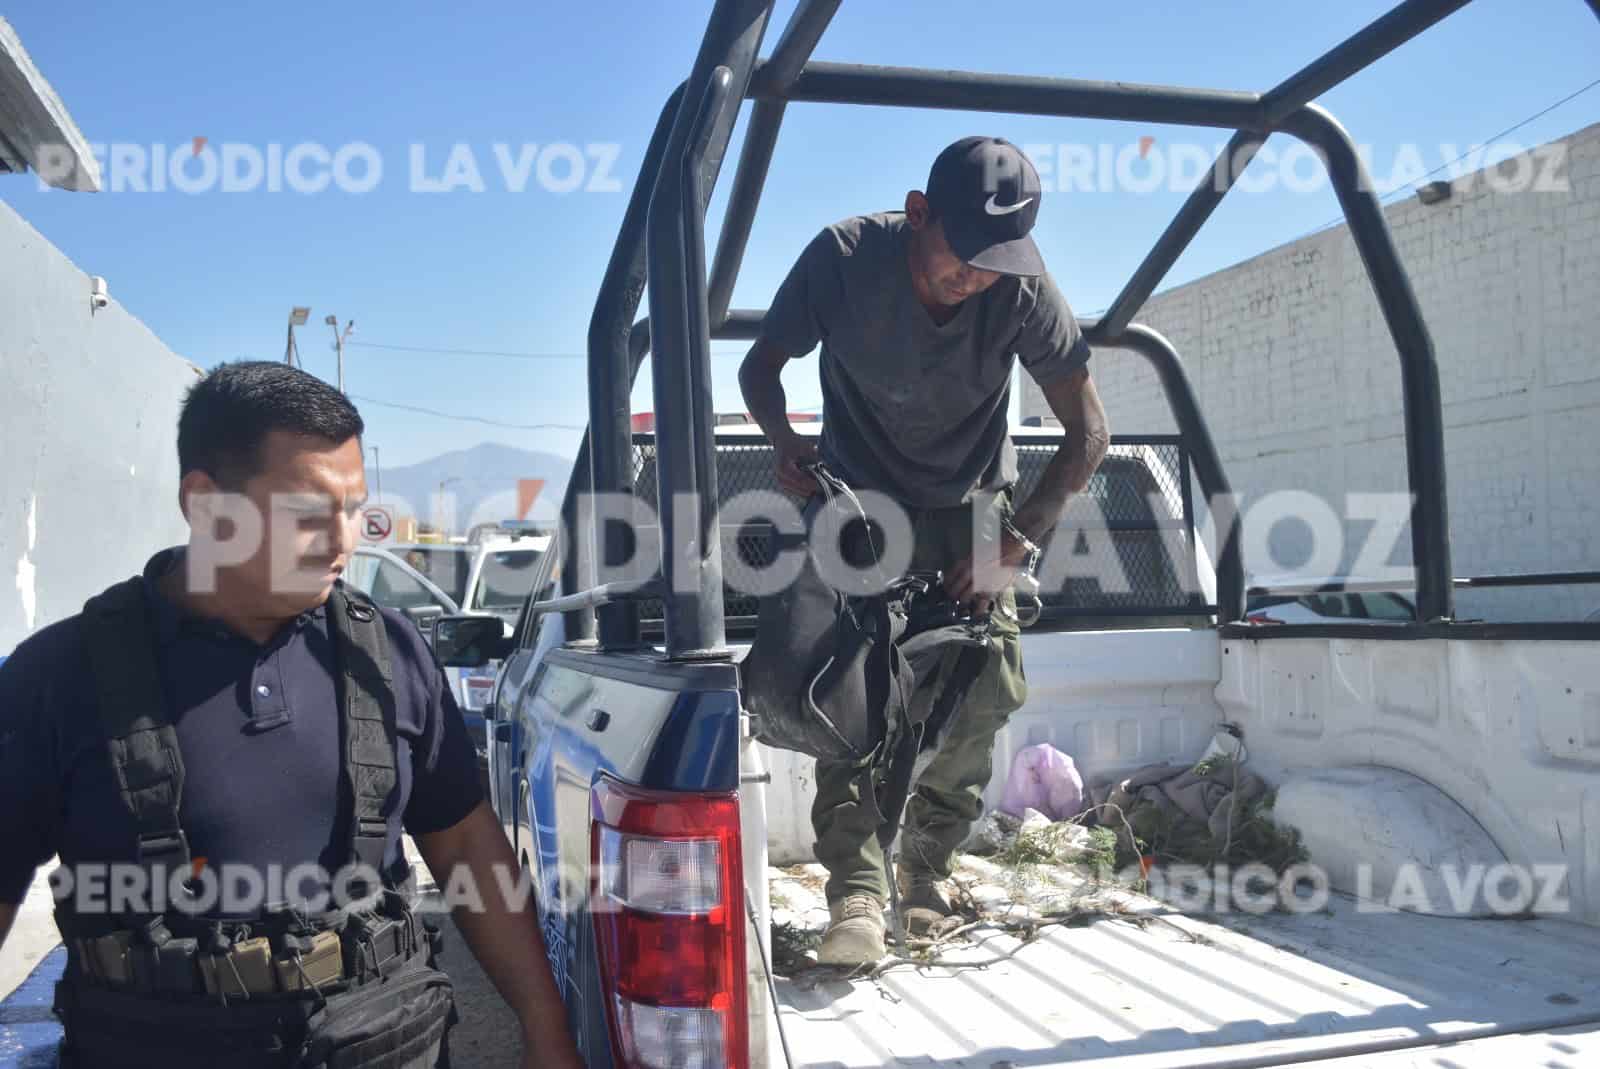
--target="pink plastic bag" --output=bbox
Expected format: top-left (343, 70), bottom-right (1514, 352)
top-left (1000, 743), bottom-right (1084, 821)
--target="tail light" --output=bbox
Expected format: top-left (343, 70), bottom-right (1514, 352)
top-left (591, 777), bottom-right (747, 1069)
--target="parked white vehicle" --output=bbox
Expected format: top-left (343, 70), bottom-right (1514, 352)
top-left (347, 532), bottom-right (552, 786)
top-left (1245, 573), bottom-right (1417, 625)
top-left (345, 545), bottom-right (459, 626)
top-left (383, 533), bottom-right (554, 631)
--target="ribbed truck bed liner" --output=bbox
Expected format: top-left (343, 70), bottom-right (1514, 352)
top-left (771, 889), bottom-right (1600, 1067)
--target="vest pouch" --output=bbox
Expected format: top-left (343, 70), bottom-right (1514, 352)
top-left (128, 926), bottom-right (200, 996)
top-left (90, 930), bottom-right (133, 986)
top-left (277, 929), bottom-right (345, 992)
top-left (344, 914), bottom-right (407, 981)
top-left (155, 936), bottom-right (201, 994)
top-left (201, 935), bottom-right (279, 997)
top-left (55, 976), bottom-right (315, 1069)
top-left (300, 952), bottom-right (455, 1069)
top-left (71, 939), bottom-right (101, 983)
top-left (419, 915), bottom-right (444, 961)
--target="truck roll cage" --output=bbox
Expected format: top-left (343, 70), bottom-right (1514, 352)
top-left (554, 0), bottom-right (1600, 659)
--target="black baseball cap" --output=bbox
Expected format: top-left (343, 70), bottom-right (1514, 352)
top-left (925, 136), bottom-right (1045, 277)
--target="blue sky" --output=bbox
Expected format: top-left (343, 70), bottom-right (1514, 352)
top-left (4, 0), bottom-right (1597, 467)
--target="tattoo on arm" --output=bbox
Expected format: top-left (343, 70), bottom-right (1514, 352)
top-left (1014, 369), bottom-right (1111, 542)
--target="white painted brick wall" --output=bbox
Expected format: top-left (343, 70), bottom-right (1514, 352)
top-left (1025, 123), bottom-right (1600, 621)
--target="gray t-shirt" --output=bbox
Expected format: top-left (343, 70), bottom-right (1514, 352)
top-left (759, 212), bottom-right (1089, 508)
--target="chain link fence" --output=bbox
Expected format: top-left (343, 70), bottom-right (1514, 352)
top-left (625, 433), bottom-right (1210, 629)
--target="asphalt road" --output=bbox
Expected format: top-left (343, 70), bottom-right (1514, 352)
top-left (423, 889), bottom-right (528, 1069)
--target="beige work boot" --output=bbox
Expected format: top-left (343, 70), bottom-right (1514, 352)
top-left (817, 894), bottom-right (886, 965)
top-left (897, 868), bottom-right (956, 938)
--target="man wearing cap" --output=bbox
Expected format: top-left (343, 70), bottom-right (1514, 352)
top-left (740, 136), bottom-right (1111, 963)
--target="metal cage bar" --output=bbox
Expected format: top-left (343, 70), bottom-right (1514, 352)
top-left (644, 0), bottom-right (775, 658)
top-left (567, 0), bottom-right (1600, 650)
top-left (706, 99), bottom-right (785, 331)
top-left (752, 61), bottom-right (1267, 131)
top-left (1279, 105), bottom-right (1454, 620)
top-left (628, 431), bottom-right (1207, 626)
top-left (707, 0), bottom-right (840, 328)
top-left (580, 84), bottom-right (686, 649)
top-left (1097, 130), bottom-right (1263, 340)
top-left (1260, 0), bottom-right (1473, 127)
top-left (739, 79), bottom-right (1464, 621)
top-left (1086, 322), bottom-right (1246, 623)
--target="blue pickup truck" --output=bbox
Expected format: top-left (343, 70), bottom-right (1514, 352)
top-left (431, 422), bottom-right (1215, 1069)
top-left (415, 1), bottom-right (1600, 1067)
top-left (443, 592), bottom-right (750, 1068)
top-left (438, 412), bottom-right (1600, 1069)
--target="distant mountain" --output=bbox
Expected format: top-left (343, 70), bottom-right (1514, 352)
top-left (367, 442), bottom-right (571, 535)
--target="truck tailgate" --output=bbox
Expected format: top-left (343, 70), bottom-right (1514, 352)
top-left (769, 879), bottom-right (1600, 1067)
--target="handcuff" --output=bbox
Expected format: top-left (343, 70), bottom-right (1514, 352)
top-left (1001, 517), bottom-right (1044, 628)
top-left (799, 455), bottom-right (1046, 628)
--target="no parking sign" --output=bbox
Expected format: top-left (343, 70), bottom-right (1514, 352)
top-left (360, 505), bottom-right (395, 544)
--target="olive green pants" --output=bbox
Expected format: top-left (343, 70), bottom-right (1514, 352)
top-left (810, 492), bottom-right (1029, 904)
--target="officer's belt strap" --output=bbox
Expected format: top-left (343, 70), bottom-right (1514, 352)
top-left (327, 586), bottom-right (399, 878)
top-left (82, 578), bottom-right (191, 882)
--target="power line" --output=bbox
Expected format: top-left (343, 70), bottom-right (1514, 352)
top-left (1392, 76), bottom-right (1600, 194)
top-left (350, 391), bottom-right (816, 428)
top-left (1292, 75), bottom-right (1600, 242)
top-left (346, 392), bottom-right (584, 431)
top-left (1078, 76), bottom-right (1600, 319)
top-left (349, 341), bottom-right (582, 360)
top-left (347, 340), bottom-right (753, 361)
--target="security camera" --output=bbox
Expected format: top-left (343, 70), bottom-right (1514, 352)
top-left (89, 276), bottom-right (109, 311)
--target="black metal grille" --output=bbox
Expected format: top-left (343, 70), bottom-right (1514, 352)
top-left (629, 436), bottom-right (789, 622)
top-left (628, 433), bottom-right (1207, 625)
top-left (1016, 438), bottom-right (1207, 618)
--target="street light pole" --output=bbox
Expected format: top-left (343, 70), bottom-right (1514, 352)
top-left (324, 315), bottom-right (355, 392)
top-left (371, 446), bottom-right (383, 503)
top-left (286, 306), bottom-right (310, 366)
top-left (436, 476), bottom-right (460, 537)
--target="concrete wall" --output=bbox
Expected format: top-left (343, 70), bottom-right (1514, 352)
top-left (1025, 123), bottom-right (1600, 621)
top-left (0, 198), bottom-right (199, 654)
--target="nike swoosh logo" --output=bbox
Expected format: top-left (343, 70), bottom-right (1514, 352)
top-left (984, 194), bottom-right (1033, 216)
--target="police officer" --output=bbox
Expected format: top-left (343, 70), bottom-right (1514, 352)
top-left (0, 362), bottom-right (581, 1068)
top-left (739, 137), bottom-right (1111, 964)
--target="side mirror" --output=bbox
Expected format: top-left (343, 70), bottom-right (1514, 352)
top-left (434, 615), bottom-right (513, 668)
top-left (403, 604), bottom-right (445, 637)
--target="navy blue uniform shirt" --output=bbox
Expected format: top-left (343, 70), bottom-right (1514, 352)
top-left (0, 549), bottom-right (483, 905)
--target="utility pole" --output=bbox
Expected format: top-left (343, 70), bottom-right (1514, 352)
top-left (437, 476), bottom-right (460, 537)
top-left (324, 315), bottom-right (355, 392)
top-left (286, 306), bottom-right (310, 366)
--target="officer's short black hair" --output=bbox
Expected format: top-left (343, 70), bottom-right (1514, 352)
top-left (179, 361), bottom-right (365, 486)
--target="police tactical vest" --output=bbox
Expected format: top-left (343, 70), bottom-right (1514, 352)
top-left (51, 578), bottom-right (456, 1069)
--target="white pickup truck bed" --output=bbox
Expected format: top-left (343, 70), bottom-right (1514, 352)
top-left (745, 627), bottom-right (1600, 1068)
top-left (769, 875), bottom-right (1600, 1067)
